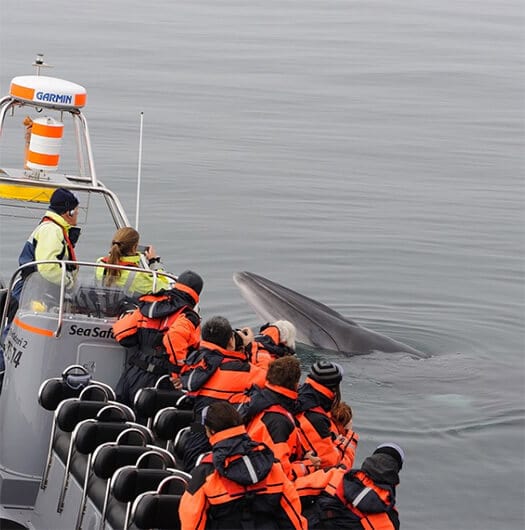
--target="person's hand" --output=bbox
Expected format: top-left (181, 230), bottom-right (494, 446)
top-left (144, 246), bottom-right (158, 260)
top-left (238, 327), bottom-right (255, 345)
top-left (170, 375), bottom-right (182, 391)
top-left (305, 451), bottom-right (322, 470)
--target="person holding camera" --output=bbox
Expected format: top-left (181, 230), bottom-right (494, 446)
top-left (95, 226), bottom-right (170, 296)
top-left (179, 316), bottom-right (266, 471)
top-left (248, 320), bottom-right (297, 372)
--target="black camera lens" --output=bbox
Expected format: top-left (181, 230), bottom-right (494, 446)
top-left (233, 330), bottom-right (244, 351)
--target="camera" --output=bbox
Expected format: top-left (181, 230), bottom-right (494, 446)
top-left (137, 245), bottom-right (150, 254)
top-left (233, 329), bottom-right (245, 351)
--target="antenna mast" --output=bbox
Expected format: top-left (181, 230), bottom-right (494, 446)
top-left (135, 111), bottom-right (144, 230)
top-left (32, 53), bottom-right (52, 75)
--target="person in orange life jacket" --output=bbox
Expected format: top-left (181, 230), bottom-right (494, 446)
top-left (95, 226), bottom-right (170, 296)
top-left (112, 270), bottom-right (203, 412)
top-left (300, 442), bottom-right (404, 530)
top-left (13, 187), bottom-right (81, 301)
top-left (179, 316), bottom-right (266, 472)
top-left (240, 356), bottom-right (322, 481)
top-left (178, 400), bottom-right (308, 530)
top-left (248, 320), bottom-right (297, 372)
top-left (296, 361), bottom-right (358, 471)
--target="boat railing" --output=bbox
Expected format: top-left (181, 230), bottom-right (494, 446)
top-left (0, 260), bottom-right (178, 340)
top-left (0, 171), bottom-right (131, 228)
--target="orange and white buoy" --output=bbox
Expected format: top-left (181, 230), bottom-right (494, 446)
top-left (26, 116), bottom-right (64, 171)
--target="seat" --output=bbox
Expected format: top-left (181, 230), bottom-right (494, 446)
top-left (56, 404), bottom-right (145, 517)
top-left (130, 474), bottom-right (190, 530)
top-left (88, 429), bottom-right (176, 530)
top-left (172, 426), bottom-right (192, 465)
top-left (108, 451), bottom-right (182, 530)
top-left (38, 364), bottom-right (94, 411)
top-left (40, 376), bottom-right (119, 490)
top-left (132, 375), bottom-right (187, 430)
top-left (152, 407), bottom-right (194, 452)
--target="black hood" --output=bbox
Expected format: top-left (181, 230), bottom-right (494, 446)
top-left (213, 431), bottom-right (274, 486)
top-left (296, 381), bottom-right (333, 413)
top-left (239, 385), bottom-right (297, 423)
top-left (361, 453), bottom-right (400, 487)
top-left (342, 455), bottom-right (399, 514)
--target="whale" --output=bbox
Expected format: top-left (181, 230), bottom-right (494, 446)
top-left (233, 271), bottom-right (429, 358)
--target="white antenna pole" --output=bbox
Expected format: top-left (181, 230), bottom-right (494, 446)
top-left (135, 112), bottom-right (144, 229)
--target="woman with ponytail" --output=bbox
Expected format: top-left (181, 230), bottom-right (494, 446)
top-left (295, 361), bottom-right (358, 470)
top-left (95, 227), bottom-right (170, 296)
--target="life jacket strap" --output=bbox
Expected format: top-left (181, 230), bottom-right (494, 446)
top-left (129, 356), bottom-right (177, 375)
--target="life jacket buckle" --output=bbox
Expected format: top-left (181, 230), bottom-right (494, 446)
top-left (146, 363), bottom-right (157, 373)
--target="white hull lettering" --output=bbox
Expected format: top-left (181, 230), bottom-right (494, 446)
top-left (68, 325), bottom-right (114, 339)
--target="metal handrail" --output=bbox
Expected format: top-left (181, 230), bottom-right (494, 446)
top-left (0, 260), bottom-right (178, 340)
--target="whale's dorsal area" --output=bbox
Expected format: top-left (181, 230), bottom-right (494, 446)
top-left (233, 271), bottom-right (429, 359)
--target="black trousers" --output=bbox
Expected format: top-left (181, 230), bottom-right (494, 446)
top-left (115, 364), bottom-right (163, 421)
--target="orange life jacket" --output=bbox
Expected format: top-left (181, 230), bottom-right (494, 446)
top-left (333, 470), bottom-right (397, 530)
top-left (178, 425), bottom-right (307, 530)
top-left (113, 302), bottom-right (185, 346)
top-left (182, 342), bottom-right (267, 404)
top-left (113, 299), bottom-right (190, 363)
top-left (247, 397), bottom-right (317, 481)
top-left (99, 256), bottom-right (139, 266)
top-left (99, 256), bottom-right (140, 273)
top-left (193, 355), bottom-right (265, 404)
top-left (296, 381), bottom-right (357, 469)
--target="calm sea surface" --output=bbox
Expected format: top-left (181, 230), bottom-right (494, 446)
top-left (1, 1), bottom-right (524, 528)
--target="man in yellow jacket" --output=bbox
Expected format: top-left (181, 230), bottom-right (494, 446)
top-left (1, 188), bottom-right (80, 392)
top-left (14, 187), bottom-right (80, 299)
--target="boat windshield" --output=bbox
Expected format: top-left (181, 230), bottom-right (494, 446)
top-left (9, 261), bottom-right (177, 331)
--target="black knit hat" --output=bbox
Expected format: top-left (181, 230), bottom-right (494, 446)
top-left (309, 360), bottom-right (343, 389)
top-left (50, 188), bottom-right (79, 214)
top-left (374, 442), bottom-right (405, 470)
top-left (177, 270), bottom-right (204, 295)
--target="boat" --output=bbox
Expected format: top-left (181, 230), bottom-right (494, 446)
top-left (0, 58), bottom-right (185, 530)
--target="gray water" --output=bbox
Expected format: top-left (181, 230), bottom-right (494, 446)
top-left (1, 1), bottom-right (524, 528)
